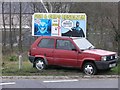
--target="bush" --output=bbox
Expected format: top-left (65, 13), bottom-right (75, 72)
top-left (8, 55), bottom-right (18, 61)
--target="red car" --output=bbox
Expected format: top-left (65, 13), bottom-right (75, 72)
top-left (28, 36), bottom-right (118, 75)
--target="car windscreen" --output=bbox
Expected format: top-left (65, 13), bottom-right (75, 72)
top-left (73, 38), bottom-right (95, 50)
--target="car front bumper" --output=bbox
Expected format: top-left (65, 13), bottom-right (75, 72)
top-left (94, 59), bottom-right (118, 70)
top-left (28, 55), bottom-right (35, 63)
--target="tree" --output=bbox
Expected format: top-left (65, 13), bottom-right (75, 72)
top-left (2, 2), bottom-right (6, 51)
top-left (19, 2), bottom-right (22, 53)
top-left (70, 2), bottom-right (118, 51)
top-left (9, 2), bottom-right (13, 52)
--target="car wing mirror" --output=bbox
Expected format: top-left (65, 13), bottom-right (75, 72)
top-left (72, 48), bottom-right (77, 51)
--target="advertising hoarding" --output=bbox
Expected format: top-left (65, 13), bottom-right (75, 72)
top-left (32, 13), bottom-right (87, 37)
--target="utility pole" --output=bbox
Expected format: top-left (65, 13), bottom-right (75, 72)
top-left (18, 2), bottom-right (23, 70)
top-left (9, 2), bottom-right (13, 52)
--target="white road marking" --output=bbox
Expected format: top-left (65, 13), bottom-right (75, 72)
top-left (43, 79), bottom-right (79, 83)
top-left (0, 82), bottom-right (16, 86)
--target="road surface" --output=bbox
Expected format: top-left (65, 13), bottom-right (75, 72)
top-left (1, 78), bottom-right (119, 88)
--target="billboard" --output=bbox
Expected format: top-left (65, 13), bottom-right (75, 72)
top-left (32, 13), bottom-right (87, 37)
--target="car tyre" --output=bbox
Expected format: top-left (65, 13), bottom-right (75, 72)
top-left (83, 62), bottom-right (97, 75)
top-left (35, 58), bottom-right (46, 71)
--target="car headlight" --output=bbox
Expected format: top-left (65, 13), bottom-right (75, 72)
top-left (101, 56), bottom-right (107, 61)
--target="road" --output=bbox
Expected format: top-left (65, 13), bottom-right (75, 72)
top-left (1, 78), bottom-right (119, 89)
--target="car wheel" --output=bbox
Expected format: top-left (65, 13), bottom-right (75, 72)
top-left (83, 62), bottom-right (97, 75)
top-left (35, 58), bottom-right (46, 71)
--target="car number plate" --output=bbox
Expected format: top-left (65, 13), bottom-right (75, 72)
top-left (109, 63), bottom-right (116, 68)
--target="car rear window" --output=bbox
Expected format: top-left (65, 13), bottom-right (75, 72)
top-left (38, 38), bottom-right (54, 48)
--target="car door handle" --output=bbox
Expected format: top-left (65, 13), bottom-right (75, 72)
top-left (44, 53), bottom-right (46, 56)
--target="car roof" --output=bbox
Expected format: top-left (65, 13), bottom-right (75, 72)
top-left (39, 36), bottom-right (73, 40)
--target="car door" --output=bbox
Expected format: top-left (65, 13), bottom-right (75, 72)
top-left (36, 38), bottom-right (55, 65)
top-left (54, 39), bottom-right (78, 67)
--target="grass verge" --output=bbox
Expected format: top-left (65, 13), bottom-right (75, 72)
top-left (2, 54), bottom-right (120, 76)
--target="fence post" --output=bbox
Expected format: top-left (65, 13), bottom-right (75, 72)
top-left (19, 54), bottom-right (23, 70)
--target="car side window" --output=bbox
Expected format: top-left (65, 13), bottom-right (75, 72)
top-left (56, 39), bottom-right (76, 50)
top-left (38, 38), bottom-right (54, 48)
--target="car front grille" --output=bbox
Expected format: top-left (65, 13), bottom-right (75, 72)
top-left (106, 55), bottom-right (115, 61)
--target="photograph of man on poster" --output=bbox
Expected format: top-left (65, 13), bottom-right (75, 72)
top-left (71, 21), bottom-right (85, 37)
top-left (62, 21), bottom-right (85, 37)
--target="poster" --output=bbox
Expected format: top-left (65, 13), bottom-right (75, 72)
top-left (34, 19), bottom-right (52, 36)
top-left (32, 13), bottom-right (86, 37)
